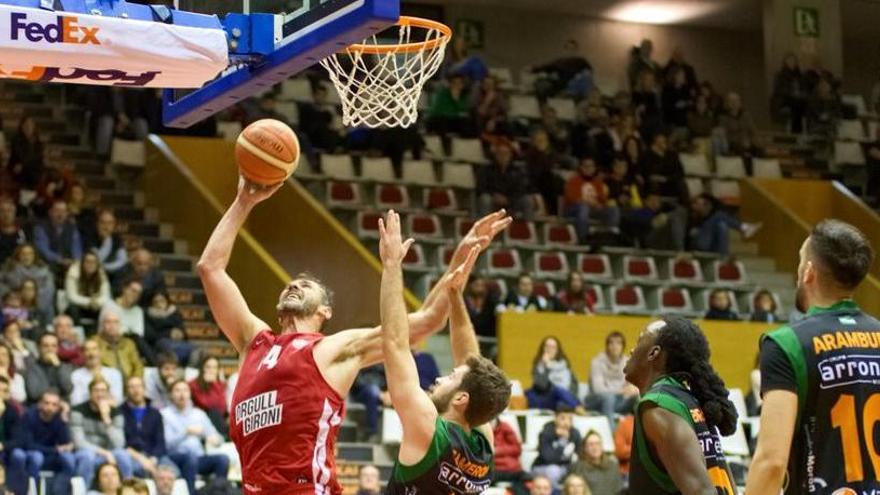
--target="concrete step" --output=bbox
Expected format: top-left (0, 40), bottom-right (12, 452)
top-left (729, 238), bottom-right (759, 256)
top-left (164, 271), bottom-right (202, 289)
top-left (168, 288), bottom-right (208, 306)
top-left (184, 321), bottom-right (220, 340)
top-left (737, 256), bottom-right (776, 273)
top-left (749, 271), bottom-right (795, 290)
top-left (337, 443), bottom-right (375, 463)
top-left (157, 254), bottom-right (193, 272)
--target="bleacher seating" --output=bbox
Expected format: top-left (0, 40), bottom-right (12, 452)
top-left (451, 137), bottom-right (487, 163)
top-left (715, 156), bottom-right (747, 179)
top-left (509, 95), bottom-right (542, 120)
top-left (668, 257), bottom-right (704, 284)
top-left (505, 220), bottom-right (539, 247)
top-left (375, 184), bottom-right (410, 210)
top-left (322, 154), bottom-right (356, 180)
top-left (402, 159), bottom-right (437, 186)
top-left (442, 162), bottom-right (476, 189)
top-left (623, 255), bottom-right (659, 284)
top-left (611, 285), bottom-right (649, 315)
top-left (680, 153), bottom-right (712, 176)
top-left (751, 158), bottom-right (782, 179)
top-left (361, 156), bottom-right (396, 182)
top-left (714, 259), bottom-right (747, 284)
top-left (326, 181), bottom-right (362, 210)
top-left (487, 248), bottom-right (523, 277)
top-left (533, 251), bottom-right (569, 281)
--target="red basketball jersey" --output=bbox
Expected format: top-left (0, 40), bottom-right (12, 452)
top-left (231, 330), bottom-right (345, 495)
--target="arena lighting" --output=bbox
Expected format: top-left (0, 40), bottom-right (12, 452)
top-left (604, 1), bottom-right (721, 25)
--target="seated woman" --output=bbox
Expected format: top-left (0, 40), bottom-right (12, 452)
top-left (704, 289), bottom-right (739, 321)
top-left (526, 336), bottom-right (585, 413)
top-left (567, 430), bottom-right (622, 495)
top-left (87, 463), bottom-right (122, 495)
top-left (145, 291), bottom-right (192, 366)
top-left (188, 356), bottom-right (229, 438)
top-left (555, 271), bottom-right (595, 314)
top-left (750, 289), bottom-right (780, 323)
top-left (64, 252), bottom-right (111, 331)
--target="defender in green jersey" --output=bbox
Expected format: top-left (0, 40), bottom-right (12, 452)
top-left (377, 211), bottom-right (512, 495)
top-left (624, 317), bottom-right (739, 495)
top-left (747, 220), bottom-right (878, 494)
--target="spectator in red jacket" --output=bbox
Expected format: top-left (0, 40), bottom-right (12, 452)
top-left (614, 414), bottom-right (634, 476)
top-left (187, 356), bottom-right (227, 438)
top-left (54, 315), bottom-right (84, 367)
top-left (563, 157), bottom-right (620, 243)
top-left (555, 271), bottom-right (595, 315)
top-left (492, 418), bottom-right (530, 495)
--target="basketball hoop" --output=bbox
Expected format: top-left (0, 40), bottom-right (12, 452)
top-left (320, 16), bottom-right (452, 128)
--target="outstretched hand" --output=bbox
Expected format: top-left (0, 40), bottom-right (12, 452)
top-left (236, 176), bottom-right (284, 206)
top-left (445, 246), bottom-right (480, 293)
top-left (451, 210), bottom-right (513, 267)
top-left (378, 210), bottom-right (415, 267)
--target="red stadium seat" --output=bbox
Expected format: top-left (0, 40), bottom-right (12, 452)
top-left (532, 280), bottom-right (556, 300)
top-left (577, 254), bottom-right (613, 281)
top-left (437, 245), bottom-right (456, 270)
top-left (487, 248), bottom-right (522, 277)
top-left (586, 284), bottom-right (607, 312)
top-left (659, 287), bottom-right (695, 315)
top-left (423, 188), bottom-right (459, 212)
top-left (325, 181), bottom-right (361, 209)
top-left (402, 244), bottom-right (430, 271)
top-left (486, 279), bottom-right (508, 300)
top-left (533, 252), bottom-right (569, 281)
top-left (623, 255), bottom-right (658, 283)
top-left (668, 257), bottom-right (704, 284)
top-left (406, 213), bottom-right (443, 240)
top-left (356, 211), bottom-right (382, 239)
top-left (505, 220), bottom-right (538, 247)
top-left (543, 223), bottom-right (578, 248)
top-left (714, 260), bottom-right (747, 284)
top-left (375, 184), bottom-right (410, 210)
top-left (611, 285), bottom-right (648, 314)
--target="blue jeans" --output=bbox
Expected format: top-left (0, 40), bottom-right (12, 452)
top-left (693, 211), bottom-right (741, 256)
top-left (525, 385), bottom-right (580, 411)
top-left (6, 449), bottom-right (28, 495)
top-left (351, 384), bottom-right (381, 434)
top-left (584, 392), bottom-right (637, 428)
top-left (169, 451), bottom-right (229, 495)
top-left (25, 450), bottom-right (75, 495)
top-left (565, 204), bottom-right (621, 243)
top-left (74, 448), bottom-right (134, 488)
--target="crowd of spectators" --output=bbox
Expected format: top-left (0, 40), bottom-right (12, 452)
top-left (0, 92), bottom-right (239, 493)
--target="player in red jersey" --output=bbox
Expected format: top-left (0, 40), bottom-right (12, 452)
top-left (196, 179), bottom-right (511, 495)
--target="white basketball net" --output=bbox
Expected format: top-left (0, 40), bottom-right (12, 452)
top-left (320, 20), bottom-right (449, 128)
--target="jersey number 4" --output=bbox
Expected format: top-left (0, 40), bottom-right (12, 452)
top-left (831, 393), bottom-right (880, 482)
top-left (258, 345), bottom-right (282, 370)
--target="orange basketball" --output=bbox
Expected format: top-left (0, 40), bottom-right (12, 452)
top-left (235, 119), bottom-right (300, 185)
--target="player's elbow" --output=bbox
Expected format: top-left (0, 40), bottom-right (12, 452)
top-left (196, 259), bottom-right (221, 277)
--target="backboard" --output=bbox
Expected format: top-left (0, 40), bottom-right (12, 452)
top-left (162, 0), bottom-right (399, 128)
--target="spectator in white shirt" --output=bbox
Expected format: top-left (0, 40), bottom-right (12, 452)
top-left (161, 380), bottom-right (229, 493)
top-left (583, 331), bottom-right (639, 426)
top-left (70, 339), bottom-right (123, 406)
top-left (100, 279), bottom-right (144, 338)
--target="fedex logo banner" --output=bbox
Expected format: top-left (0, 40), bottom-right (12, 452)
top-left (0, 4), bottom-right (228, 88)
top-left (11, 12), bottom-right (100, 44)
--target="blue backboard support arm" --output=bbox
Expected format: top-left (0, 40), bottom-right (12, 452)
top-left (162, 0), bottom-right (399, 128)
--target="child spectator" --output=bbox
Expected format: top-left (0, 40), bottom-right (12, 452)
top-left (87, 462), bottom-right (122, 495)
top-left (19, 279), bottom-right (49, 334)
top-left (750, 290), bottom-right (780, 323)
top-left (533, 407), bottom-right (582, 486)
top-left (564, 157), bottom-right (620, 243)
top-left (561, 474), bottom-right (591, 495)
top-left (704, 289), bottom-right (739, 321)
top-left (1, 292), bottom-right (28, 329)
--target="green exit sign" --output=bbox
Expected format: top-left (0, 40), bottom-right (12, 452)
top-left (794, 7), bottom-right (820, 38)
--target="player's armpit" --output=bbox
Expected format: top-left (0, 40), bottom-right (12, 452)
top-left (745, 389), bottom-right (798, 495)
top-left (641, 405), bottom-right (717, 495)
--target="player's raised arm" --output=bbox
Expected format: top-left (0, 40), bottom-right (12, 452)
top-left (329, 210), bottom-right (511, 367)
top-left (378, 210), bottom-right (438, 453)
top-left (197, 178), bottom-right (281, 353)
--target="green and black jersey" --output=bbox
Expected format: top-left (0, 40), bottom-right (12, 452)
top-left (630, 376), bottom-right (737, 495)
top-left (761, 300), bottom-right (880, 494)
top-left (387, 417), bottom-right (494, 495)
